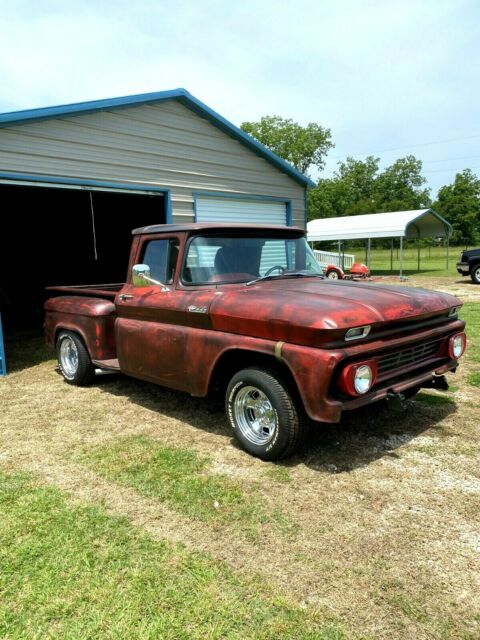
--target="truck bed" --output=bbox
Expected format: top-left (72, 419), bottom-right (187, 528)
top-left (46, 283), bottom-right (124, 301)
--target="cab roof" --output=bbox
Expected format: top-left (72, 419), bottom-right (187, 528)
top-left (132, 222), bottom-right (304, 235)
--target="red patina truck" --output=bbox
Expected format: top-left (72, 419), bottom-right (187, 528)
top-left (45, 223), bottom-right (466, 460)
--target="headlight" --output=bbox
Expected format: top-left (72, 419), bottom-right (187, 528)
top-left (448, 333), bottom-right (466, 359)
top-left (345, 325), bottom-right (371, 341)
top-left (354, 365), bottom-right (373, 394)
top-left (338, 360), bottom-right (377, 396)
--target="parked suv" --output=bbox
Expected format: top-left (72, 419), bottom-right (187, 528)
top-left (456, 248), bottom-right (480, 284)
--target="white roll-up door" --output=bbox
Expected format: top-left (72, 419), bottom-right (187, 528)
top-left (196, 196), bottom-right (287, 225)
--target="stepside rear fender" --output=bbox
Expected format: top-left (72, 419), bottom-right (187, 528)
top-left (44, 296), bottom-right (117, 360)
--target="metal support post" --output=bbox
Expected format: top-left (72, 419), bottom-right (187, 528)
top-left (400, 236), bottom-right (404, 280)
top-left (0, 313), bottom-right (6, 377)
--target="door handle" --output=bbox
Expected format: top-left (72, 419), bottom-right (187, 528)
top-left (119, 294), bottom-right (134, 301)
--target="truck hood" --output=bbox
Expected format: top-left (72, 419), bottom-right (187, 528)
top-left (462, 248), bottom-right (480, 259)
top-left (209, 278), bottom-right (461, 347)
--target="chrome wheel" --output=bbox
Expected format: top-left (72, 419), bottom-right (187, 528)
top-left (233, 385), bottom-right (277, 446)
top-left (59, 336), bottom-right (79, 379)
top-left (473, 266), bottom-right (480, 284)
top-left (327, 270), bottom-right (339, 279)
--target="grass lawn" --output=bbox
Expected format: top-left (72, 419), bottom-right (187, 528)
top-left (321, 244), bottom-right (465, 277)
top-left (0, 473), bottom-right (339, 640)
top-left (0, 285), bottom-right (479, 639)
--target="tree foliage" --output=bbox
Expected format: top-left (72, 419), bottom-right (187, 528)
top-left (308, 155), bottom-right (431, 221)
top-left (241, 112), bottom-right (479, 246)
top-left (433, 169), bottom-right (480, 245)
top-left (240, 115), bottom-right (333, 175)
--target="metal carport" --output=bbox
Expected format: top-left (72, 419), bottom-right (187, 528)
top-left (307, 209), bottom-right (452, 278)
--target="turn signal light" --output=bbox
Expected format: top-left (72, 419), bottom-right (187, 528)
top-left (338, 360), bottom-right (378, 396)
top-left (448, 332), bottom-right (466, 360)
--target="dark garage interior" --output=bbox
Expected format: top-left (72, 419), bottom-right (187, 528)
top-left (0, 183), bottom-right (166, 333)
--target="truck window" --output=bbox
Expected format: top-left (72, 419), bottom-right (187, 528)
top-left (183, 235), bottom-right (322, 284)
top-left (141, 239), bottom-right (179, 284)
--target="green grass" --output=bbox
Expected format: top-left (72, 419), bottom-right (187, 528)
top-left (460, 302), bottom-right (480, 363)
top-left (264, 465), bottom-right (293, 484)
top-left (78, 436), bottom-right (297, 538)
top-left (0, 471), bottom-right (346, 640)
top-left (316, 243), bottom-right (464, 277)
top-left (466, 371), bottom-right (480, 386)
top-left (416, 392), bottom-right (455, 406)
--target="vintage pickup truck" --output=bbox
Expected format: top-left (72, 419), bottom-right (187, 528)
top-left (45, 223), bottom-right (466, 460)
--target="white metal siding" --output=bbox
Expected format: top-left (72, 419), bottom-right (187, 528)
top-left (0, 101), bottom-right (306, 227)
top-left (196, 196), bottom-right (287, 224)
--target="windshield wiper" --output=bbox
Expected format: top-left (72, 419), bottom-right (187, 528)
top-left (246, 271), bottom-right (325, 286)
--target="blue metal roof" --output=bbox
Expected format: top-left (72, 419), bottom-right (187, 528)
top-left (0, 88), bottom-right (315, 188)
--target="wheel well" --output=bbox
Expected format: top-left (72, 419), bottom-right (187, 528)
top-left (55, 327), bottom-right (89, 353)
top-left (469, 260), bottom-right (480, 270)
top-left (209, 349), bottom-right (300, 399)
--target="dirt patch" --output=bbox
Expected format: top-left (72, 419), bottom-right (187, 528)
top-left (370, 275), bottom-right (480, 302)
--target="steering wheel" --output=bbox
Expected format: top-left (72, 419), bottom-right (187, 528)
top-left (264, 265), bottom-right (285, 277)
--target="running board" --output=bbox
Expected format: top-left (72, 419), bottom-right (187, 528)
top-left (92, 358), bottom-right (121, 372)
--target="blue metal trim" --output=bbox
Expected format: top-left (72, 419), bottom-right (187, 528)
top-left (0, 313), bottom-right (6, 377)
top-left (286, 201), bottom-right (293, 227)
top-left (0, 172), bottom-right (170, 223)
top-left (192, 191), bottom-right (293, 226)
top-left (165, 191), bottom-right (172, 223)
top-left (0, 171), bottom-right (168, 194)
top-left (304, 189), bottom-right (308, 230)
top-left (0, 89), bottom-right (314, 188)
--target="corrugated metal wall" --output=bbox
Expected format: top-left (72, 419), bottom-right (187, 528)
top-left (195, 196), bottom-right (287, 224)
top-left (0, 100), bottom-right (306, 227)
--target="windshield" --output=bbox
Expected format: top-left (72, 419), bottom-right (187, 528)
top-left (182, 235), bottom-right (322, 285)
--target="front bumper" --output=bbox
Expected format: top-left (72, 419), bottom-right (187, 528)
top-left (338, 360), bottom-right (456, 412)
top-left (281, 318), bottom-right (465, 423)
top-left (456, 261), bottom-right (469, 275)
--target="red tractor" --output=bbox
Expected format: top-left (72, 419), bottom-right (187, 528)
top-left (324, 262), bottom-right (370, 280)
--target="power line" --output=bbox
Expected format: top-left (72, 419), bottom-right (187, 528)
top-left (329, 132), bottom-right (480, 160)
top-left (421, 154), bottom-right (480, 165)
top-left (422, 165), bottom-right (480, 175)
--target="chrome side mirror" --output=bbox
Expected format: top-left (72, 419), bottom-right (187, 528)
top-left (132, 264), bottom-right (170, 291)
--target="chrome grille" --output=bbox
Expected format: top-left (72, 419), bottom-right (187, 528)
top-left (378, 338), bottom-right (442, 375)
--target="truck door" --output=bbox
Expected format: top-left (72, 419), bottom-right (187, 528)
top-left (115, 236), bottom-right (214, 392)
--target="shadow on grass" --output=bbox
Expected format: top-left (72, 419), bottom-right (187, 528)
top-left (3, 329), bottom-right (54, 373)
top-left (4, 331), bottom-right (458, 473)
top-left (94, 373), bottom-right (456, 474)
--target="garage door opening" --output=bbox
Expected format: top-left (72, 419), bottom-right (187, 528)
top-left (0, 183), bottom-right (166, 333)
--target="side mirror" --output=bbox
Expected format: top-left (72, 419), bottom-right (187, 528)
top-left (132, 264), bottom-right (170, 291)
top-left (132, 264), bottom-right (151, 287)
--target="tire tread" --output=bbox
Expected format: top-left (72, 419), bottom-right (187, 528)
top-left (226, 366), bottom-right (307, 460)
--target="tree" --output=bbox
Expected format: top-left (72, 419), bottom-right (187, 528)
top-left (240, 115), bottom-right (333, 175)
top-left (433, 169), bottom-right (480, 245)
top-left (308, 155), bottom-right (430, 221)
top-left (373, 155), bottom-right (430, 211)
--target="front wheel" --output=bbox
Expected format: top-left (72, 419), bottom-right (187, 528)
top-left (226, 367), bottom-right (305, 460)
top-left (56, 331), bottom-right (95, 386)
top-left (326, 269), bottom-right (340, 279)
top-left (470, 264), bottom-right (480, 284)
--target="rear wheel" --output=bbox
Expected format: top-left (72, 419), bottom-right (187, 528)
top-left (226, 367), bottom-right (306, 460)
top-left (470, 264), bottom-right (480, 284)
top-left (56, 331), bottom-right (95, 386)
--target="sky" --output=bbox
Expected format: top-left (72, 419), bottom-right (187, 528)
top-left (1, 0), bottom-right (479, 197)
